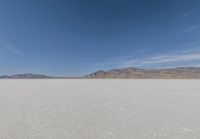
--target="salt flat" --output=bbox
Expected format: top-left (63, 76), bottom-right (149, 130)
top-left (0, 79), bottom-right (200, 139)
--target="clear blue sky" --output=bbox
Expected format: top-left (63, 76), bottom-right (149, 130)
top-left (0, 0), bottom-right (200, 76)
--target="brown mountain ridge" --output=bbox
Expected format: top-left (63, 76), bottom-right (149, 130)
top-left (85, 67), bottom-right (200, 79)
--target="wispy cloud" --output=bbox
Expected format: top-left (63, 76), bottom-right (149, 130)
top-left (181, 47), bottom-right (200, 53)
top-left (141, 53), bottom-right (200, 64)
top-left (136, 48), bottom-right (152, 53)
top-left (91, 60), bottom-right (120, 67)
top-left (92, 43), bottom-right (200, 69)
top-left (0, 38), bottom-right (21, 54)
top-left (180, 11), bottom-right (192, 19)
top-left (179, 41), bottom-right (200, 48)
top-left (183, 25), bottom-right (200, 32)
top-left (91, 48), bottom-right (153, 69)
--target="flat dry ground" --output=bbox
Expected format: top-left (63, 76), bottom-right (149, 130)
top-left (0, 79), bottom-right (200, 139)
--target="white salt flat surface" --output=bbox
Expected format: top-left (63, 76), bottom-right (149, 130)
top-left (0, 79), bottom-right (200, 139)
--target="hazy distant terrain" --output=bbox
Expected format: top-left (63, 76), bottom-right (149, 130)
top-left (0, 73), bottom-right (51, 79)
top-left (0, 79), bottom-right (200, 139)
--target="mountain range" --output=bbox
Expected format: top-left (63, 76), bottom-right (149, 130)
top-left (85, 67), bottom-right (200, 79)
top-left (1, 67), bottom-right (200, 79)
top-left (0, 73), bottom-right (51, 79)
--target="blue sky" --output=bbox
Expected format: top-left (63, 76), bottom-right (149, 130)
top-left (0, 0), bottom-right (200, 76)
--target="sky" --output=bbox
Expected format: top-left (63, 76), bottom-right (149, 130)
top-left (0, 0), bottom-right (200, 76)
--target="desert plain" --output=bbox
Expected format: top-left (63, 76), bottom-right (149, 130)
top-left (0, 79), bottom-right (200, 139)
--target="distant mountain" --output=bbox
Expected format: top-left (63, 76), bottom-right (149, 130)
top-left (0, 73), bottom-right (52, 79)
top-left (84, 67), bottom-right (200, 79)
top-left (1, 67), bottom-right (200, 79)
